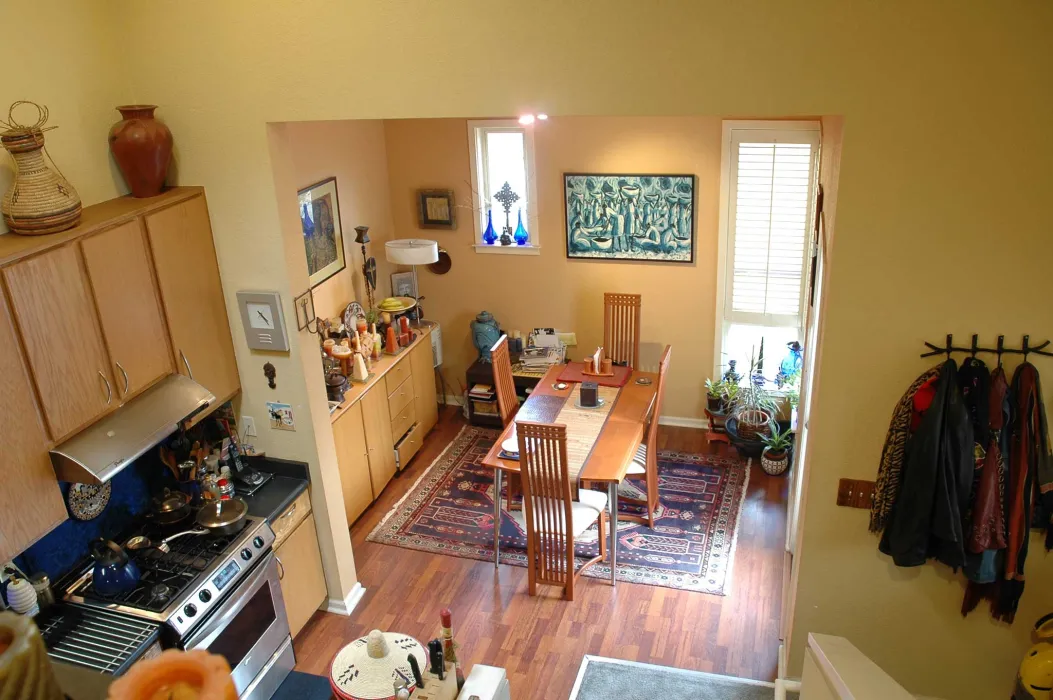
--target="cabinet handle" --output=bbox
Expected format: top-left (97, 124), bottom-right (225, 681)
top-left (275, 556), bottom-right (285, 581)
top-left (116, 362), bottom-right (130, 395)
top-left (98, 371), bottom-right (112, 405)
top-left (179, 349), bottom-right (194, 380)
top-left (280, 504), bottom-right (297, 520)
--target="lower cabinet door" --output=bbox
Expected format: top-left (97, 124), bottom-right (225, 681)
top-left (276, 515), bottom-right (327, 639)
top-left (334, 402), bottom-right (373, 524)
top-left (361, 385), bottom-right (397, 497)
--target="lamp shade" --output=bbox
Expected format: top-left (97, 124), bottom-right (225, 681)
top-left (385, 239), bottom-right (439, 266)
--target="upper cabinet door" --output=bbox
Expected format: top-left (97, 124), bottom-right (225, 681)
top-left (2, 245), bottom-right (117, 441)
top-left (0, 289), bottom-right (67, 562)
top-left (145, 195), bottom-right (240, 402)
top-left (81, 220), bottom-right (174, 400)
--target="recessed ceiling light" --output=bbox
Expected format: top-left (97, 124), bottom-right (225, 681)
top-left (518, 114), bottom-right (535, 125)
top-left (537, 114), bottom-right (548, 120)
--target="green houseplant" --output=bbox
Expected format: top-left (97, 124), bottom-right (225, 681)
top-left (705, 378), bottom-right (723, 412)
top-left (760, 423), bottom-right (793, 475)
top-left (727, 352), bottom-right (777, 440)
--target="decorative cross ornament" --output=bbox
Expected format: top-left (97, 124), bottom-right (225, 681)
top-left (492, 181), bottom-right (520, 246)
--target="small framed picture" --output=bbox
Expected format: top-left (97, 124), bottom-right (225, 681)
top-left (391, 271), bottom-right (416, 298)
top-left (265, 402), bottom-right (295, 431)
top-left (417, 189), bottom-right (456, 229)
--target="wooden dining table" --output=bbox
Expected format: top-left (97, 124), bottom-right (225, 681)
top-left (480, 363), bottom-right (658, 588)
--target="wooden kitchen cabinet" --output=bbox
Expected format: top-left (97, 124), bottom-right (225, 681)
top-left (81, 219), bottom-right (173, 400)
top-left (333, 402), bottom-right (373, 524)
top-left (275, 510), bottom-right (327, 639)
top-left (361, 385), bottom-right (397, 497)
top-left (145, 195), bottom-right (240, 403)
top-left (2, 245), bottom-right (117, 440)
top-left (0, 291), bottom-right (67, 562)
top-left (410, 336), bottom-right (438, 436)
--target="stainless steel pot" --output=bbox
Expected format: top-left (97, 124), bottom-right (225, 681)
top-left (195, 497), bottom-right (249, 536)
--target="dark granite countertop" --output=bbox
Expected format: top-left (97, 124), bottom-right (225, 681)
top-left (240, 455), bottom-right (310, 523)
top-left (243, 474), bottom-right (308, 523)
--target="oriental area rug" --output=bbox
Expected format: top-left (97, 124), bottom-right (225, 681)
top-left (368, 426), bottom-right (750, 594)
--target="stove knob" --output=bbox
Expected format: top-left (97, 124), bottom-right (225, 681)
top-left (241, 548), bottom-right (252, 561)
top-left (199, 590), bottom-right (212, 603)
top-left (183, 603), bottom-right (197, 617)
top-left (253, 536), bottom-right (265, 549)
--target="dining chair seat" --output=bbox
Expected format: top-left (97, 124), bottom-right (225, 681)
top-left (626, 443), bottom-right (648, 475)
top-left (528, 489), bottom-right (608, 538)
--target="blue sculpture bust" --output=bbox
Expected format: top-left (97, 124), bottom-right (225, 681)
top-left (471, 311), bottom-right (501, 363)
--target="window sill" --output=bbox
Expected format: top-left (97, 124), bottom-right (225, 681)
top-left (473, 244), bottom-right (541, 256)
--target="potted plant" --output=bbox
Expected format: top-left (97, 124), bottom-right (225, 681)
top-left (760, 423), bottom-right (794, 475)
top-left (727, 355), bottom-right (776, 440)
top-left (705, 378), bottom-right (724, 412)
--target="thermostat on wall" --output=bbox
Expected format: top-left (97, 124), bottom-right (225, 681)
top-left (236, 290), bottom-right (290, 352)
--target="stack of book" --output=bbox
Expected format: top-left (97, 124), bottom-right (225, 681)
top-left (468, 384), bottom-right (498, 416)
top-left (519, 344), bottom-right (565, 368)
top-left (469, 384), bottom-right (495, 401)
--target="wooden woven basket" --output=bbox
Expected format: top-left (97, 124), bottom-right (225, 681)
top-left (735, 409), bottom-right (772, 440)
top-left (1, 102), bottom-right (82, 236)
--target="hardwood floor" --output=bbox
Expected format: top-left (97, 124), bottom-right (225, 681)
top-left (293, 407), bottom-right (788, 697)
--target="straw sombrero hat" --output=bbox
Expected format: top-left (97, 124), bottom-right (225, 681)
top-left (329, 629), bottom-right (428, 700)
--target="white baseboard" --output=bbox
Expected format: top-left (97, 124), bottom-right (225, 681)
top-left (326, 582), bottom-right (365, 616)
top-left (658, 415), bottom-right (709, 429)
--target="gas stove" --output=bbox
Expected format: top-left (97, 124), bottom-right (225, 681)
top-left (60, 514), bottom-right (275, 638)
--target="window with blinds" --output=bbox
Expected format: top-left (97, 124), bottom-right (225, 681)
top-left (716, 122), bottom-right (820, 380)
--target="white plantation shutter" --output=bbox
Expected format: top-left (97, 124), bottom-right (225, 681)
top-left (725, 128), bottom-right (819, 327)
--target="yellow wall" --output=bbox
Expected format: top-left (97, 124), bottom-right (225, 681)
top-left (0, 1), bottom-right (129, 232)
top-left (384, 116), bottom-right (722, 417)
top-left (285, 120), bottom-right (396, 321)
top-left (9, 1), bottom-right (1053, 696)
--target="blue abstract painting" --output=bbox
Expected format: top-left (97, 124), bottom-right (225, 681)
top-left (564, 173), bottom-right (695, 263)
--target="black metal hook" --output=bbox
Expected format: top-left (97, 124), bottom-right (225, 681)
top-left (997, 335), bottom-right (1004, 367)
top-left (970, 334), bottom-right (979, 359)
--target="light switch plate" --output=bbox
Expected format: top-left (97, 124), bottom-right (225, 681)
top-left (241, 415), bottom-right (257, 437)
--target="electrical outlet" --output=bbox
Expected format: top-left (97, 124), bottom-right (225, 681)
top-left (241, 415), bottom-right (257, 437)
top-left (557, 331), bottom-right (577, 346)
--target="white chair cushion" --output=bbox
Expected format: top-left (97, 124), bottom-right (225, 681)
top-left (528, 488), bottom-right (608, 538)
top-left (626, 443), bottom-right (648, 475)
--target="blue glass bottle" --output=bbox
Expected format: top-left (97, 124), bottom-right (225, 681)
top-left (513, 209), bottom-right (529, 245)
top-left (481, 209), bottom-right (497, 245)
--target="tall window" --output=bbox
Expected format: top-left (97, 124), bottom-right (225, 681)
top-left (715, 122), bottom-right (820, 383)
top-left (468, 120), bottom-right (539, 254)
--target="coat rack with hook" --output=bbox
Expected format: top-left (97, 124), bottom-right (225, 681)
top-left (920, 334), bottom-right (1053, 361)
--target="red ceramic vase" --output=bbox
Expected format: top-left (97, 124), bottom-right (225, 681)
top-left (108, 105), bottom-right (173, 198)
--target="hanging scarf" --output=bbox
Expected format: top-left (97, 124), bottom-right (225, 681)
top-left (870, 364), bottom-right (943, 533)
top-left (995, 362), bottom-right (1053, 622)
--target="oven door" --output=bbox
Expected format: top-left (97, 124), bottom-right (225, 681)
top-left (183, 552), bottom-right (292, 696)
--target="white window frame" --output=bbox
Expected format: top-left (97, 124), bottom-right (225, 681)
top-left (713, 120), bottom-right (821, 379)
top-left (467, 119), bottom-right (540, 255)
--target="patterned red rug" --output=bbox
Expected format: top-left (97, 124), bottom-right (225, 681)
top-left (367, 426), bottom-right (750, 594)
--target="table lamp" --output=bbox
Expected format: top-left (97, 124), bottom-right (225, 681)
top-left (385, 239), bottom-right (438, 323)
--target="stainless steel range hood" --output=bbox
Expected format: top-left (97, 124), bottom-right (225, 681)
top-left (50, 374), bottom-right (215, 484)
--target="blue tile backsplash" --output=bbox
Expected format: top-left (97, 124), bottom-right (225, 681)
top-left (14, 453), bottom-right (172, 583)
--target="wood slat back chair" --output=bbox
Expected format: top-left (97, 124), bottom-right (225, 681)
top-left (517, 421), bottom-right (608, 600)
top-left (603, 293), bottom-right (642, 369)
top-left (621, 344), bottom-right (671, 528)
top-left (491, 334), bottom-right (522, 510)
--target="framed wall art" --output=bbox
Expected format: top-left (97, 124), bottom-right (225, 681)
top-left (298, 177), bottom-right (346, 287)
top-left (417, 189), bottom-right (456, 229)
top-left (563, 173), bottom-right (696, 263)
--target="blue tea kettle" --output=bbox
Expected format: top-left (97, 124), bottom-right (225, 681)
top-left (89, 538), bottom-right (140, 596)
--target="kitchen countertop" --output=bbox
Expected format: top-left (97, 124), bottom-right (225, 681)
top-left (329, 325), bottom-right (432, 424)
top-left (242, 474), bottom-right (308, 523)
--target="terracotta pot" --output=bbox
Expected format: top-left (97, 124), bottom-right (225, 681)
top-left (108, 105), bottom-right (172, 198)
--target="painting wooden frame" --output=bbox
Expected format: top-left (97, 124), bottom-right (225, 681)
top-left (298, 177), bottom-right (346, 288)
top-left (563, 173), bottom-right (696, 264)
top-left (417, 189), bottom-right (456, 229)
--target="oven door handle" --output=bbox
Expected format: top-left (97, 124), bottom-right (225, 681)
top-left (184, 552), bottom-right (279, 651)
